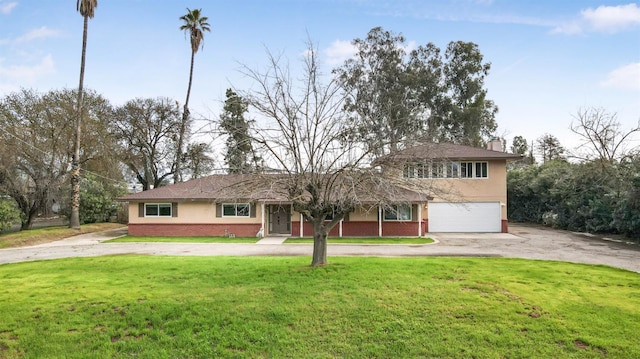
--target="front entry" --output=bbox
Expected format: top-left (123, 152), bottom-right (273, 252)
top-left (269, 205), bottom-right (291, 234)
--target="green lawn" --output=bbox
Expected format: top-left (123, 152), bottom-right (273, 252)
top-left (1, 257), bottom-right (638, 358)
top-left (285, 237), bottom-right (434, 244)
top-left (105, 235), bottom-right (258, 243)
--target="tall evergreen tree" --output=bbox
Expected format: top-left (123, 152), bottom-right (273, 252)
top-left (220, 89), bottom-right (258, 173)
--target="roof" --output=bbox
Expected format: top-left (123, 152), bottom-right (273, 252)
top-left (118, 173), bottom-right (431, 203)
top-left (374, 142), bottom-right (523, 163)
top-left (118, 174), bottom-right (288, 202)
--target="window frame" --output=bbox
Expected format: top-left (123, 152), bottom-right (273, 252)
top-left (475, 162), bottom-right (488, 178)
top-left (144, 203), bottom-right (172, 217)
top-left (402, 160), bottom-right (489, 179)
top-left (383, 204), bottom-right (412, 221)
top-left (222, 203), bottom-right (251, 217)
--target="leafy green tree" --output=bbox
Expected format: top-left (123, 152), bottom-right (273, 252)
top-left (508, 156), bottom-right (640, 239)
top-left (220, 89), bottom-right (259, 173)
top-left (335, 27), bottom-right (439, 155)
top-left (335, 27), bottom-right (498, 153)
top-left (433, 41), bottom-right (498, 147)
top-left (0, 199), bottom-right (20, 232)
top-left (508, 135), bottom-right (535, 169)
top-left (113, 98), bottom-right (181, 191)
top-left (78, 174), bottom-right (126, 224)
top-left (175, 8), bottom-right (211, 183)
top-left (612, 155), bottom-right (640, 237)
top-left (536, 134), bottom-right (565, 163)
top-left (511, 135), bottom-right (528, 156)
top-left (70, 0), bottom-right (98, 229)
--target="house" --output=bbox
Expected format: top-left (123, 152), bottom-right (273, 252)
top-left (374, 141), bottom-right (521, 233)
top-left (118, 142), bottom-right (520, 236)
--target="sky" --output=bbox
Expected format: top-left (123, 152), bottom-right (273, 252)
top-left (1, 0), bottom-right (639, 156)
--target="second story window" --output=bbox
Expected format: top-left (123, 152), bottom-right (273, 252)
top-left (475, 162), bottom-right (488, 178)
top-left (404, 161), bottom-right (488, 179)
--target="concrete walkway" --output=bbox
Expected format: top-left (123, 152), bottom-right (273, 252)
top-left (256, 237), bottom-right (287, 244)
top-left (1, 225), bottom-right (638, 273)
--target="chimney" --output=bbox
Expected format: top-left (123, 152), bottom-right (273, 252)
top-left (487, 137), bottom-right (502, 152)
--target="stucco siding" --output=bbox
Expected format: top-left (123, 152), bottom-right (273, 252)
top-left (128, 201), bottom-right (264, 224)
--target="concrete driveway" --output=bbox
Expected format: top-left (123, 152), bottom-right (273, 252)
top-left (0, 224), bottom-right (638, 273)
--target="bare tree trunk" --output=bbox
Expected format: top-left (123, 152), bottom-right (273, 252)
top-left (311, 221), bottom-right (328, 266)
top-left (70, 15), bottom-right (89, 230)
top-left (174, 50), bottom-right (196, 184)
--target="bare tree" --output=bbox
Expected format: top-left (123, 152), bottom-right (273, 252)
top-left (0, 89), bottom-right (112, 229)
top-left (113, 98), bottom-right (181, 191)
top-left (239, 43), bottom-right (430, 266)
top-left (570, 107), bottom-right (640, 164)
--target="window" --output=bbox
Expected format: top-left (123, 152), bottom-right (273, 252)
top-left (145, 203), bottom-right (172, 217)
top-left (383, 204), bottom-right (412, 221)
top-left (403, 164), bottom-right (416, 178)
top-left (416, 163), bottom-right (427, 178)
top-left (460, 162), bottom-right (473, 178)
top-left (223, 203), bottom-right (250, 217)
top-left (403, 161), bottom-right (487, 179)
top-left (475, 162), bottom-right (488, 178)
top-left (448, 161), bottom-right (459, 178)
top-left (431, 161), bottom-right (445, 178)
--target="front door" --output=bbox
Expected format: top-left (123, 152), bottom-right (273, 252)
top-left (269, 205), bottom-right (291, 234)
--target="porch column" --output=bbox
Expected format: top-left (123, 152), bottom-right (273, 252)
top-left (378, 206), bottom-right (382, 237)
top-left (261, 202), bottom-right (266, 236)
top-left (300, 213), bottom-right (304, 238)
top-left (339, 219), bottom-right (343, 238)
top-left (417, 203), bottom-right (422, 237)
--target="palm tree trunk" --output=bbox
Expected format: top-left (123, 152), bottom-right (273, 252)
top-left (70, 15), bottom-right (89, 229)
top-left (174, 49), bottom-right (196, 184)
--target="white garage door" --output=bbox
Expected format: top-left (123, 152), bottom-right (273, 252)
top-left (429, 202), bottom-right (501, 232)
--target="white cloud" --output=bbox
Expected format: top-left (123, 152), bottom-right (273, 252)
top-left (0, 1), bottom-right (17, 15)
top-left (601, 63), bottom-right (640, 91)
top-left (582, 3), bottom-right (640, 32)
top-left (14, 26), bottom-right (62, 43)
top-left (0, 55), bottom-right (55, 83)
top-left (553, 3), bottom-right (640, 34)
top-left (324, 39), bottom-right (357, 66)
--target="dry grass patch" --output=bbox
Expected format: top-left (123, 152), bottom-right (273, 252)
top-left (0, 223), bottom-right (124, 249)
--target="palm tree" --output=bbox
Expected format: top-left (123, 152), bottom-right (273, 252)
top-left (175, 8), bottom-right (211, 183)
top-left (70, 0), bottom-right (97, 229)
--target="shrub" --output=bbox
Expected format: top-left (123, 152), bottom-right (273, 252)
top-left (0, 199), bottom-right (21, 232)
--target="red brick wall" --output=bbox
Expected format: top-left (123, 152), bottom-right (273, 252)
top-left (383, 221), bottom-right (422, 236)
top-left (343, 222), bottom-right (378, 236)
top-left (291, 221), bottom-right (339, 237)
top-left (291, 221), bottom-right (426, 237)
top-left (128, 223), bottom-right (261, 237)
top-left (502, 220), bottom-right (508, 233)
